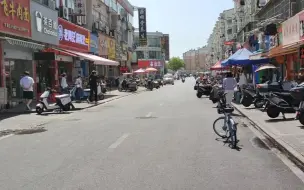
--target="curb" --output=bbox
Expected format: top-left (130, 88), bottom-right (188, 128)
top-left (78, 89), bottom-right (146, 110)
top-left (232, 102), bottom-right (304, 171)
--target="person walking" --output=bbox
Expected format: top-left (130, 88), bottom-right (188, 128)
top-left (88, 70), bottom-right (98, 104)
top-left (20, 71), bottom-right (34, 111)
top-left (223, 72), bottom-right (237, 106)
top-left (60, 73), bottom-right (68, 94)
top-left (75, 75), bottom-right (83, 102)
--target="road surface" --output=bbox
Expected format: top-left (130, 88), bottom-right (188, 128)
top-left (0, 78), bottom-right (303, 190)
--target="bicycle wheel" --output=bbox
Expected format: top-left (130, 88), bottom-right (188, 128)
top-left (213, 116), bottom-right (229, 138)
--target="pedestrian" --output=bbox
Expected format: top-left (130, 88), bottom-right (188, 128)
top-left (60, 73), bottom-right (68, 94)
top-left (88, 70), bottom-right (98, 104)
top-left (75, 75), bottom-right (83, 102)
top-left (20, 71), bottom-right (34, 111)
top-left (238, 68), bottom-right (247, 92)
top-left (223, 72), bottom-right (237, 106)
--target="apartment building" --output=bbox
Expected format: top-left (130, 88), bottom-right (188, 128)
top-left (183, 47), bottom-right (208, 73)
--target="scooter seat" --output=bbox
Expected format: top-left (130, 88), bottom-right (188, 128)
top-left (83, 89), bottom-right (90, 92)
top-left (55, 94), bottom-right (70, 99)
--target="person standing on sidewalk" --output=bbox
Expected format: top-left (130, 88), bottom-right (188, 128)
top-left (60, 73), bottom-right (68, 94)
top-left (20, 71), bottom-right (34, 111)
top-left (75, 75), bottom-right (83, 102)
top-left (88, 70), bottom-right (98, 104)
top-left (223, 72), bottom-right (237, 106)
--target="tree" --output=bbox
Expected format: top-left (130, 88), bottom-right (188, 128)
top-left (167, 57), bottom-right (185, 71)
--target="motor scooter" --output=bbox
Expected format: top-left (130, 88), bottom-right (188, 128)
top-left (71, 83), bottom-right (105, 102)
top-left (36, 89), bottom-right (75, 114)
top-left (182, 78), bottom-right (185, 83)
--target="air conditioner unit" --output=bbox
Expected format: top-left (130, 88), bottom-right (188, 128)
top-left (77, 16), bottom-right (82, 25)
top-left (99, 21), bottom-right (104, 30)
top-left (81, 16), bottom-right (86, 24)
top-left (63, 7), bottom-right (69, 20)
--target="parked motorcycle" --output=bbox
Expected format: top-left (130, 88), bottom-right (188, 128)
top-left (118, 79), bottom-right (138, 92)
top-left (263, 82), bottom-right (299, 119)
top-left (196, 83), bottom-right (212, 98)
top-left (241, 87), bottom-right (265, 108)
top-left (36, 88), bottom-right (75, 114)
top-left (182, 78), bottom-right (185, 83)
top-left (289, 83), bottom-right (304, 125)
top-left (145, 79), bottom-right (154, 90)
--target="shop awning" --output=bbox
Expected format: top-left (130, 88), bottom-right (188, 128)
top-left (266, 44), bottom-right (300, 58)
top-left (64, 49), bottom-right (119, 66)
top-left (43, 48), bottom-right (78, 57)
top-left (0, 36), bottom-right (45, 50)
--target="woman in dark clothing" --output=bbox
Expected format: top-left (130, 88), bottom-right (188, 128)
top-left (87, 70), bottom-right (98, 104)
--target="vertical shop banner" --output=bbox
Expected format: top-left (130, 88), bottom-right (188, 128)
top-left (138, 8), bottom-right (147, 46)
top-left (283, 13), bottom-right (300, 46)
top-left (107, 37), bottom-right (116, 60)
top-left (0, 0), bottom-right (31, 37)
top-left (58, 18), bottom-right (90, 52)
top-left (98, 32), bottom-right (108, 58)
top-left (299, 11), bottom-right (304, 41)
top-left (90, 33), bottom-right (98, 54)
top-left (164, 35), bottom-right (170, 61)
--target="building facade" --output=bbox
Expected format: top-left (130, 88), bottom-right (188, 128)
top-left (183, 46), bottom-right (208, 73)
top-left (132, 31), bottom-right (170, 75)
top-left (0, 0), bottom-right (136, 110)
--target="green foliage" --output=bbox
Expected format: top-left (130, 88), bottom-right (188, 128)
top-left (167, 57), bottom-right (184, 71)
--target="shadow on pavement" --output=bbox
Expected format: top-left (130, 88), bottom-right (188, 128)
top-left (0, 112), bottom-right (32, 121)
top-left (265, 118), bottom-right (295, 123)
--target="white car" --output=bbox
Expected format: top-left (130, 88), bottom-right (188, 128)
top-left (163, 74), bottom-right (174, 85)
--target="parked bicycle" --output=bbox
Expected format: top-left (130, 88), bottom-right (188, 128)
top-left (213, 91), bottom-right (238, 149)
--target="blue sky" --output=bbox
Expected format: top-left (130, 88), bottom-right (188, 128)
top-left (129, 0), bottom-right (234, 58)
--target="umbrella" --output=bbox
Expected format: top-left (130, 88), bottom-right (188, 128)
top-left (255, 64), bottom-right (276, 72)
top-left (134, 68), bottom-right (146, 73)
top-left (145, 67), bottom-right (158, 72)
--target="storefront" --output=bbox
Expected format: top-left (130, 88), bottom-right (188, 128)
top-left (0, 0), bottom-right (45, 108)
top-left (30, 0), bottom-right (59, 95)
top-left (98, 32), bottom-right (108, 76)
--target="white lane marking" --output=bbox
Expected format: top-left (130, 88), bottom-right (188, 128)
top-left (145, 112), bottom-right (152, 117)
top-left (108, 133), bottom-right (130, 149)
top-left (0, 134), bottom-right (14, 141)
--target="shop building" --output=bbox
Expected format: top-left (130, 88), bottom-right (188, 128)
top-left (0, 0), bottom-right (46, 109)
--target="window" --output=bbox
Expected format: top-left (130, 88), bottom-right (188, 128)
top-left (227, 29), bottom-right (232, 34)
top-left (148, 51), bottom-right (161, 59)
top-left (148, 37), bottom-right (160, 47)
top-left (136, 51), bottom-right (144, 59)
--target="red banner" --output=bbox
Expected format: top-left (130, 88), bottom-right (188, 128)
top-left (58, 18), bottom-right (90, 52)
top-left (0, 0), bottom-right (31, 37)
top-left (138, 60), bottom-right (164, 68)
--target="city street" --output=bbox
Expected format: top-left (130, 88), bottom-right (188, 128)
top-left (0, 78), bottom-right (303, 190)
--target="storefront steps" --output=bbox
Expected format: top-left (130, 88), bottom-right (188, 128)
top-left (232, 103), bottom-right (304, 172)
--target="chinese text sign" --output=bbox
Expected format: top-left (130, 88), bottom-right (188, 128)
top-left (58, 18), bottom-right (89, 52)
top-left (138, 8), bottom-right (147, 46)
top-left (0, 0), bottom-right (31, 37)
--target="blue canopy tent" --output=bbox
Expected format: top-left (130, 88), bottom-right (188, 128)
top-left (221, 48), bottom-right (269, 66)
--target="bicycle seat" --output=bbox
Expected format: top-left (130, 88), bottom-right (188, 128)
top-left (224, 107), bottom-right (234, 113)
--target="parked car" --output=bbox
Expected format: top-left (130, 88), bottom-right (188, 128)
top-left (163, 74), bottom-right (174, 85)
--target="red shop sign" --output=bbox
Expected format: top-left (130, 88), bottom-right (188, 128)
top-left (58, 18), bottom-right (90, 52)
top-left (138, 60), bottom-right (164, 68)
top-left (0, 0), bottom-right (31, 37)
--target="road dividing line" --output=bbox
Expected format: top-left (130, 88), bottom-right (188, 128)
top-left (108, 133), bottom-right (130, 149)
top-left (145, 112), bottom-right (152, 117)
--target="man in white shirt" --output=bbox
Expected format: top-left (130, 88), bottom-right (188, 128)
top-left (20, 71), bottom-right (34, 110)
top-left (60, 73), bottom-right (68, 93)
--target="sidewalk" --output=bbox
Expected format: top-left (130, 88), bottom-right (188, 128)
top-left (0, 87), bottom-right (146, 114)
top-left (233, 103), bottom-right (304, 170)
top-left (0, 87), bottom-right (146, 134)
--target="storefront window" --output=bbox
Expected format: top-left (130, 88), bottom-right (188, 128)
top-left (148, 51), bottom-right (162, 59)
top-left (136, 51), bottom-right (144, 59)
top-left (5, 60), bottom-right (32, 101)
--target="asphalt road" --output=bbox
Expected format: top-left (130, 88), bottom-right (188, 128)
top-left (0, 78), bottom-right (303, 190)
